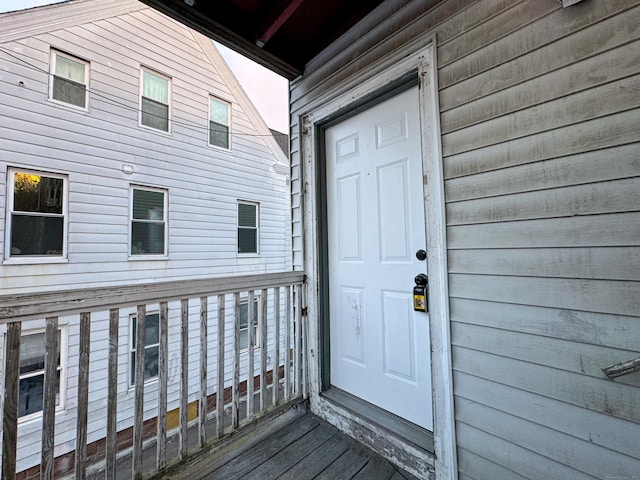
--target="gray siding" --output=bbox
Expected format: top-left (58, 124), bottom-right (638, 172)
top-left (291, 0), bottom-right (640, 478)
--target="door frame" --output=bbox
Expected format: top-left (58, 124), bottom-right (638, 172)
top-left (300, 38), bottom-right (457, 480)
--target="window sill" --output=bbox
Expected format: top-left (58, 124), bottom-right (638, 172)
top-left (138, 123), bottom-right (173, 137)
top-left (18, 406), bottom-right (67, 426)
top-left (128, 255), bottom-right (169, 261)
top-left (47, 97), bottom-right (89, 113)
top-left (237, 253), bottom-right (260, 258)
top-left (208, 143), bottom-right (232, 152)
top-left (3, 257), bottom-right (68, 266)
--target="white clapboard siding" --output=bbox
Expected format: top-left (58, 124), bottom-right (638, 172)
top-left (0, 0), bottom-right (291, 474)
top-left (290, 0), bottom-right (640, 478)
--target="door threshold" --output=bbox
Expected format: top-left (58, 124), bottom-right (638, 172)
top-left (321, 387), bottom-right (434, 453)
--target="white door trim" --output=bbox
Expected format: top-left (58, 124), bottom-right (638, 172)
top-left (418, 44), bottom-right (458, 480)
top-left (300, 37), bottom-right (457, 480)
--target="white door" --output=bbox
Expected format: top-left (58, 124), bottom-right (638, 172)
top-left (326, 86), bottom-right (433, 429)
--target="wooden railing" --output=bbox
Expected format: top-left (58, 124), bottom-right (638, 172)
top-left (0, 271), bottom-right (306, 480)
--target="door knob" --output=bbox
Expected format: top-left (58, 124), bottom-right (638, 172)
top-left (414, 273), bottom-right (428, 286)
top-left (415, 249), bottom-right (427, 261)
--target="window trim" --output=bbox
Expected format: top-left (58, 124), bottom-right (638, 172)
top-left (4, 167), bottom-right (69, 264)
top-left (17, 325), bottom-right (68, 423)
top-left (237, 200), bottom-right (259, 256)
top-left (139, 67), bottom-right (172, 133)
top-left (48, 49), bottom-right (90, 110)
top-left (129, 311), bottom-right (160, 387)
top-left (208, 95), bottom-right (232, 150)
top-left (129, 185), bottom-right (168, 259)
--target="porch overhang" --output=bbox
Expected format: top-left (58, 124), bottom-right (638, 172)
top-left (139, 0), bottom-right (386, 79)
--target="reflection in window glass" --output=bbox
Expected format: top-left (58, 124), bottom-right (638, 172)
top-left (141, 70), bottom-right (169, 131)
top-left (9, 170), bottom-right (66, 257)
top-left (237, 202), bottom-right (258, 254)
top-left (131, 187), bottom-right (166, 255)
top-left (19, 330), bottom-right (62, 418)
top-left (51, 51), bottom-right (87, 108)
top-left (209, 97), bottom-right (230, 148)
top-left (130, 312), bottom-right (160, 385)
top-left (239, 299), bottom-right (259, 350)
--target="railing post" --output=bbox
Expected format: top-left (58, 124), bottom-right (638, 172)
top-left (273, 287), bottom-right (281, 406)
top-left (180, 299), bottom-right (189, 459)
top-left (157, 302), bottom-right (169, 470)
top-left (216, 294), bottom-right (225, 439)
top-left (41, 317), bottom-right (58, 480)
top-left (133, 305), bottom-right (147, 479)
top-left (75, 312), bottom-right (91, 480)
top-left (2, 321), bottom-right (21, 480)
top-left (294, 286), bottom-right (302, 396)
top-left (260, 289), bottom-right (268, 412)
top-left (106, 308), bottom-right (119, 480)
top-left (199, 296), bottom-right (208, 447)
top-left (232, 293), bottom-right (240, 429)
top-left (247, 291), bottom-right (255, 422)
top-left (284, 286), bottom-right (291, 402)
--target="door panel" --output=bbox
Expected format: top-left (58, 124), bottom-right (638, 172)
top-left (326, 86), bottom-right (433, 429)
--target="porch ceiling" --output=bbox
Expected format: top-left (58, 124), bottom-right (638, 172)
top-left (139, 0), bottom-right (386, 79)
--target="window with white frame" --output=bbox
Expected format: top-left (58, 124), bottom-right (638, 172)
top-left (209, 97), bottom-right (230, 149)
top-left (6, 168), bottom-right (67, 259)
top-left (130, 186), bottom-right (167, 256)
top-left (50, 50), bottom-right (89, 109)
top-left (140, 68), bottom-right (170, 132)
top-left (129, 312), bottom-right (160, 385)
top-left (239, 298), bottom-right (259, 351)
top-left (237, 201), bottom-right (259, 254)
top-left (18, 327), bottom-right (67, 419)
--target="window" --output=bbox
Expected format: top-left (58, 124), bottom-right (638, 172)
top-left (6, 168), bottom-right (67, 260)
top-left (140, 68), bottom-right (170, 132)
top-left (50, 50), bottom-right (89, 108)
top-left (237, 201), bottom-right (258, 254)
top-left (209, 97), bottom-right (230, 149)
top-left (18, 328), bottom-right (66, 419)
top-left (130, 186), bottom-right (167, 256)
top-left (130, 312), bottom-right (160, 385)
top-left (239, 298), bottom-right (259, 351)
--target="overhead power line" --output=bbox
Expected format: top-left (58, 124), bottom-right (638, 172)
top-left (0, 47), bottom-right (287, 139)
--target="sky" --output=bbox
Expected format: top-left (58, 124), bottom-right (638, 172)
top-left (0, 0), bottom-right (290, 132)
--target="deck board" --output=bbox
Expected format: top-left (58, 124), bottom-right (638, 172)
top-left (170, 413), bottom-right (419, 480)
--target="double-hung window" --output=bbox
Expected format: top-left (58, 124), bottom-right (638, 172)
top-left (130, 186), bottom-right (167, 257)
top-left (209, 97), bottom-right (230, 149)
top-left (140, 68), bottom-right (170, 132)
top-left (50, 50), bottom-right (89, 109)
top-left (237, 201), bottom-right (259, 254)
top-left (18, 328), bottom-right (67, 420)
top-left (130, 312), bottom-right (160, 385)
top-left (6, 168), bottom-right (67, 260)
top-left (239, 298), bottom-right (259, 351)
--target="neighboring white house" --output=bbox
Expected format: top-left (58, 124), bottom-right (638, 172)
top-left (0, 0), bottom-right (291, 475)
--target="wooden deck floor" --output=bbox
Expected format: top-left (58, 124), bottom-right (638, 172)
top-left (165, 412), bottom-right (419, 480)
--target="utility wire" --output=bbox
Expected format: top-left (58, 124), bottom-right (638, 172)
top-left (0, 47), bottom-right (287, 139)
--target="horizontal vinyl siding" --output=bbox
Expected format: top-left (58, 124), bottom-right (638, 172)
top-left (0, 4), bottom-right (291, 294)
top-left (438, 0), bottom-right (640, 478)
top-left (0, 2), bottom-right (291, 473)
top-left (290, 0), bottom-right (639, 478)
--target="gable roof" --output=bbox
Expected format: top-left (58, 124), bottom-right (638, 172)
top-left (0, 0), bottom-right (288, 168)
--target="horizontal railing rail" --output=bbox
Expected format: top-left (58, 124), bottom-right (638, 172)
top-left (0, 271), bottom-right (306, 480)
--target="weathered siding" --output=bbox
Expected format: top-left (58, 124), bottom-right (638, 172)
top-left (0, 0), bottom-right (291, 294)
top-left (291, 0), bottom-right (640, 478)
